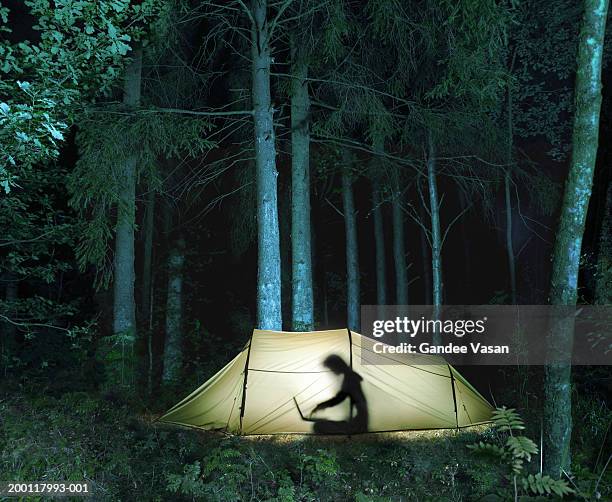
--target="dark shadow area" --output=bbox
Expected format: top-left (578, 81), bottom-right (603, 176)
top-left (308, 355), bottom-right (368, 434)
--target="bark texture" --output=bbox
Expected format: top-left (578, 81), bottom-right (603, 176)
top-left (342, 152), bottom-right (360, 331)
top-left (290, 45), bottom-right (314, 331)
top-left (427, 134), bottom-right (442, 308)
top-left (251, 0), bottom-right (282, 330)
top-left (427, 134), bottom-right (442, 345)
top-left (112, 47), bottom-right (142, 385)
top-left (141, 190), bottom-right (155, 392)
top-left (544, 0), bottom-right (609, 478)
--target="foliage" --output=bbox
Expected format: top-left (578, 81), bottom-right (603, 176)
top-left (0, 0), bottom-right (163, 189)
top-left (468, 406), bottom-right (574, 498)
top-left (0, 389), bottom-right (204, 502)
top-left (2, 385), bottom-right (609, 502)
top-left (0, 163), bottom-right (90, 374)
top-left (510, 0), bottom-right (581, 160)
top-left (67, 110), bottom-right (214, 287)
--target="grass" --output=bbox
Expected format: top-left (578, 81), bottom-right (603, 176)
top-left (0, 384), bottom-right (608, 501)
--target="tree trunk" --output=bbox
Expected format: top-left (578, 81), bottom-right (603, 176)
top-left (457, 189), bottom-right (472, 299)
top-left (392, 166), bottom-right (408, 304)
top-left (544, 0), bottom-right (609, 478)
top-left (1, 274), bottom-right (18, 375)
top-left (290, 43), bottom-right (314, 331)
top-left (162, 236), bottom-right (185, 383)
top-left (342, 151), bottom-right (360, 331)
top-left (427, 135), bottom-right (442, 307)
top-left (250, 0), bottom-right (282, 330)
top-left (372, 179), bottom-right (387, 306)
top-left (141, 190), bottom-right (155, 393)
top-left (506, 78), bottom-right (517, 305)
top-left (427, 134), bottom-right (442, 344)
top-left (505, 169), bottom-right (517, 304)
top-left (595, 181), bottom-right (612, 304)
top-left (419, 202), bottom-right (432, 304)
top-left (112, 47), bottom-right (142, 386)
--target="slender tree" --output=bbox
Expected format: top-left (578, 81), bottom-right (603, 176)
top-left (391, 165), bottom-right (409, 305)
top-left (250, 0), bottom-right (282, 330)
top-left (162, 235), bottom-right (186, 383)
top-left (1, 275), bottom-right (18, 372)
top-left (427, 133), bottom-right (443, 311)
top-left (371, 177), bottom-right (387, 306)
top-left (419, 203), bottom-right (433, 304)
top-left (342, 151), bottom-right (360, 331)
top-left (457, 189), bottom-right (472, 298)
top-left (544, 0), bottom-right (609, 477)
top-left (141, 190), bottom-right (156, 392)
top-left (112, 47), bottom-right (142, 386)
top-left (505, 78), bottom-right (518, 304)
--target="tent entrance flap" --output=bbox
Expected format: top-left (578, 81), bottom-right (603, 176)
top-left (160, 328), bottom-right (493, 434)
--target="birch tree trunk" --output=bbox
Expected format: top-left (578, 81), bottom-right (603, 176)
top-left (392, 167), bottom-right (408, 304)
top-left (544, 0), bottom-right (609, 477)
top-left (250, 0), bottom-right (282, 330)
top-left (112, 47), bottom-right (142, 386)
top-left (595, 181), bottom-right (612, 304)
top-left (162, 236), bottom-right (185, 383)
top-left (290, 44), bottom-right (314, 331)
top-left (372, 179), bottom-right (387, 306)
top-left (342, 152), bottom-right (360, 331)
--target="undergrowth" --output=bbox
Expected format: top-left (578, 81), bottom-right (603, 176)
top-left (0, 388), bottom-right (609, 501)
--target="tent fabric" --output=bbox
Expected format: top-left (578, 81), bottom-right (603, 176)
top-left (160, 329), bottom-right (493, 434)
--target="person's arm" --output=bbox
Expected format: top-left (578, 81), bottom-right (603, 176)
top-left (312, 391), bottom-right (349, 412)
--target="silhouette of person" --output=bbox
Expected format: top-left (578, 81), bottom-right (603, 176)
top-left (310, 354), bottom-right (368, 434)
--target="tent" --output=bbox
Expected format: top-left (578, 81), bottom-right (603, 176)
top-left (160, 329), bottom-right (493, 434)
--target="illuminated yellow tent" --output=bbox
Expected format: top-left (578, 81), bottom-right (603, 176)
top-left (160, 329), bottom-right (493, 434)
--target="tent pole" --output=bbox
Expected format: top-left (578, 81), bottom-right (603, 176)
top-left (347, 328), bottom-right (353, 368)
top-left (347, 328), bottom-right (354, 439)
top-left (239, 331), bottom-right (254, 435)
top-left (448, 364), bottom-right (459, 430)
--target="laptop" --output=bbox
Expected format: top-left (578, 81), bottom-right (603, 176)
top-left (293, 397), bottom-right (317, 422)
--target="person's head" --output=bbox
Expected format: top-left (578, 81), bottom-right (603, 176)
top-left (323, 354), bottom-right (349, 375)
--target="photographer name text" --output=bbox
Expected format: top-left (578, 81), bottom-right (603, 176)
top-left (373, 342), bottom-right (509, 355)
